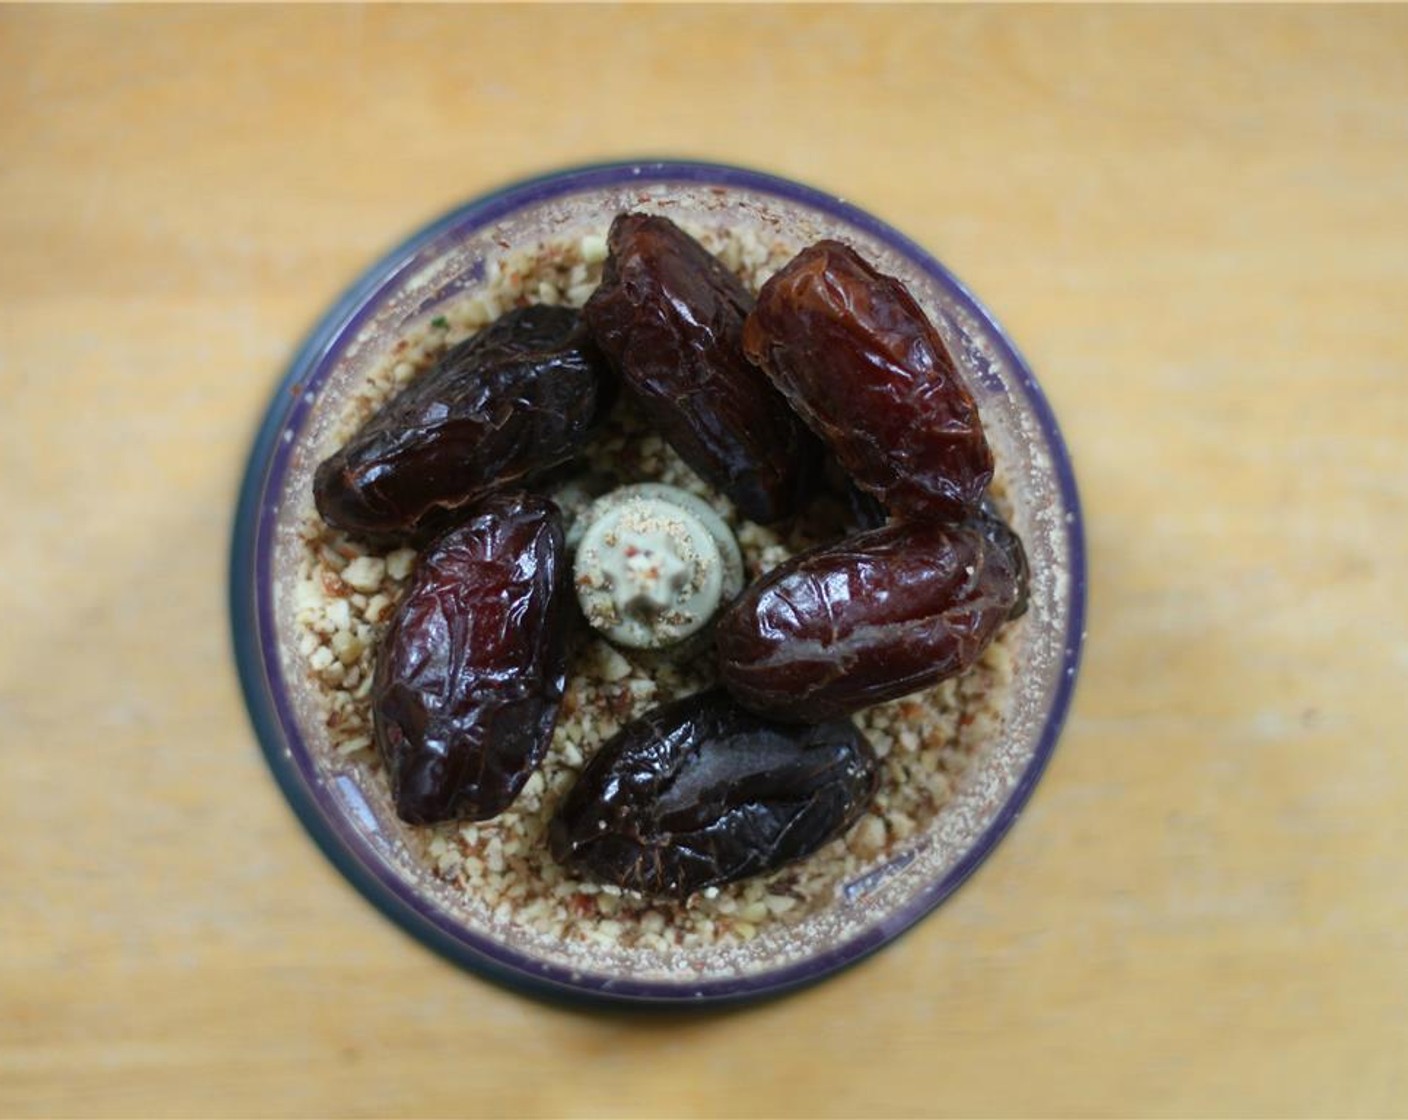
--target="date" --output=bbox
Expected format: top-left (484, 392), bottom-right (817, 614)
top-left (743, 240), bottom-right (993, 521)
top-left (973, 498), bottom-right (1030, 620)
top-left (548, 690), bottom-right (877, 899)
top-left (583, 213), bottom-right (819, 523)
top-left (371, 493), bottom-right (568, 824)
top-left (823, 456), bottom-right (889, 533)
top-left (716, 520), bottom-right (1022, 722)
top-left (315, 305), bottom-right (612, 542)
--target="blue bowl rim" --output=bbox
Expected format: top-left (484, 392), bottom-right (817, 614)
top-left (229, 158), bottom-right (1087, 1008)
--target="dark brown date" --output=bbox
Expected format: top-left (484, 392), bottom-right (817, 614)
top-left (716, 520), bottom-right (1021, 722)
top-left (823, 456), bottom-right (889, 532)
top-left (583, 213), bottom-right (819, 524)
top-left (315, 305), bottom-right (612, 542)
top-left (372, 493), bottom-right (568, 824)
top-left (548, 690), bottom-right (877, 899)
top-left (974, 498), bottom-right (1030, 620)
top-left (743, 240), bottom-right (993, 521)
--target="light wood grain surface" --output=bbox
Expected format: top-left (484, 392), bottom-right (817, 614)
top-left (4, 5), bottom-right (1406, 1117)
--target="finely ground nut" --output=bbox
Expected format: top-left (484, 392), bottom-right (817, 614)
top-left (291, 223), bottom-right (1023, 958)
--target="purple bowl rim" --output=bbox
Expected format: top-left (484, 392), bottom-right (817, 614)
top-left (229, 158), bottom-right (1087, 1007)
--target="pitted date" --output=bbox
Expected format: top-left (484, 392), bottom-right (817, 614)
top-left (743, 240), bottom-right (993, 521)
top-left (716, 520), bottom-right (1021, 722)
top-left (372, 493), bottom-right (568, 824)
top-left (548, 690), bottom-right (877, 898)
top-left (315, 306), bottom-right (612, 541)
top-left (583, 213), bottom-right (819, 523)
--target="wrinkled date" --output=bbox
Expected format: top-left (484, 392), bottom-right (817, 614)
top-left (548, 690), bottom-right (877, 899)
top-left (583, 213), bottom-right (819, 524)
top-left (372, 493), bottom-right (568, 824)
top-left (315, 306), bottom-right (612, 542)
top-left (743, 240), bottom-right (993, 521)
top-left (974, 498), bottom-right (1030, 620)
top-left (716, 520), bottom-right (1022, 723)
top-left (823, 456), bottom-right (889, 533)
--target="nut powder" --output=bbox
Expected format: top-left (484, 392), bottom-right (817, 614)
top-left (286, 224), bottom-right (1022, 976)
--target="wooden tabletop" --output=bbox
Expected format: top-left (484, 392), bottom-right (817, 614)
top-left (4, 5), bottom-right (1406, 1117)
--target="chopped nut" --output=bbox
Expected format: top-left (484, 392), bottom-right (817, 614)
top-left (385, 548), bottom-right (417, 582)
top-left (336, 735), bottom-right (372, 757)
top-left (847, 814), bottom-right (887, 859)
top-left (364, 593), bottom-right (392, 623)
top-left (341, 556), bottom-right (386, 593)
top-left (331, 629), bottom-right (364, 666)
top-left (598, 647), bottom-right (632, 682)
top-left (325, 598), bottom-right (351, 631)
top-left (579, 233), bottom-right (608, 264)
top-left (738, 900), bottom-right (769, 924)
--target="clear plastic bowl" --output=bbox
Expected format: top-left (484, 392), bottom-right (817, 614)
top-left (230, 160), bottom-right (1086, 1006)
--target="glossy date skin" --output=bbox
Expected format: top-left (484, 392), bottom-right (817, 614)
top-left (548, 690), bottom-right (877, 899)
top-left (372, 493), bottom-right (568, 824)
top-left (716, 520), bottom-right (1021, 723)
top-left (315, 306), bottom-right (612, 542)
top-left (974, 498), bottom-right (1030, 620)
top-left (583, 213), bottom-right (819, 524)
top-left (743, 240), bottom-right (993, 521)
top-left (823, 456), bottom-right (889, 533)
